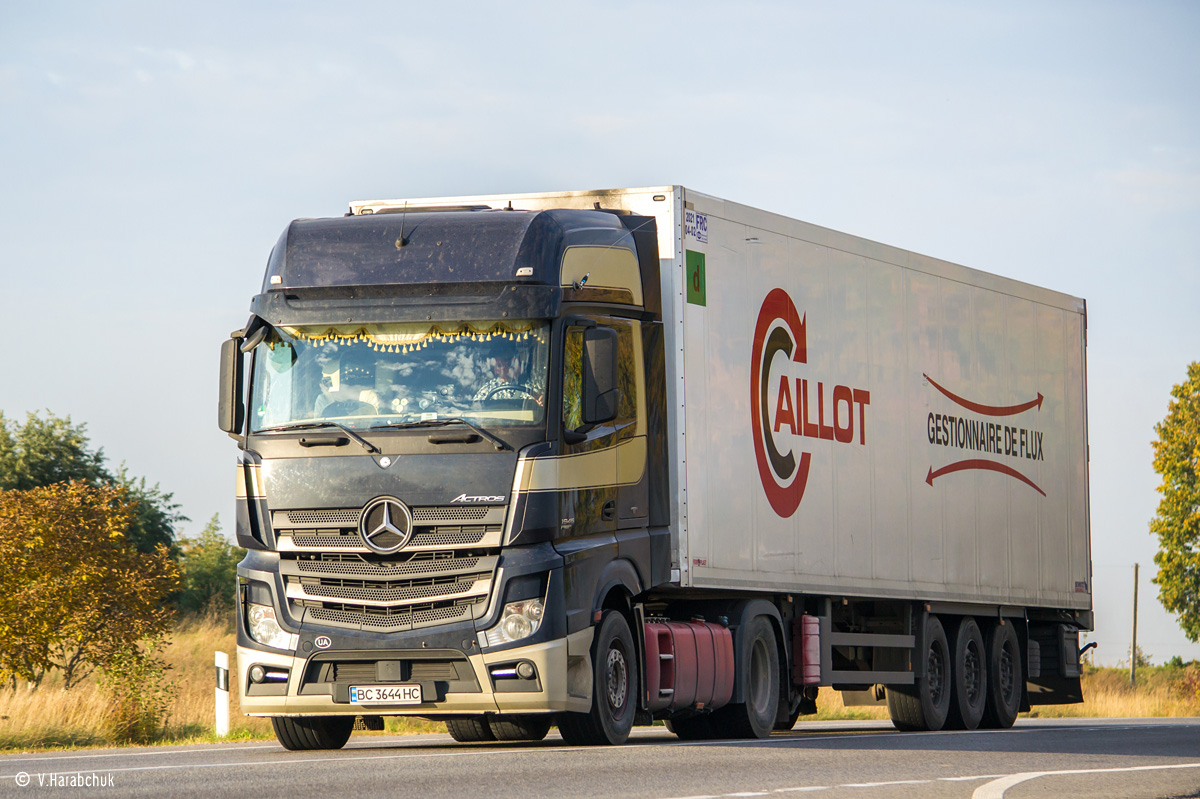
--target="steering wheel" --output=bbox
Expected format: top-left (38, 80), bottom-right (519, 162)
top-left (478, 383), bottom-right (540, 402)
top-left (321, 400), bottom-right (377, 418)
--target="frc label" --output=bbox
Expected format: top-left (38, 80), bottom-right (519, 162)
top-left (750, 289), bottom-right (871, 518)
top-left (684, 210), bottom-right (708, 243)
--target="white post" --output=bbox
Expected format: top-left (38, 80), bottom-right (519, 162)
top-left (215, 651), bottom-right (230, 737)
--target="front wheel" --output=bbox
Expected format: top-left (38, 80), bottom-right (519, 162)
top-left (489, 714), bottom-right (552, 742)
top-left (557, 610), bottom-right (638, 745)
top-left (271, 716), bottom-right (354, 750)
top-left (445, 717), bottom-right (496, 743)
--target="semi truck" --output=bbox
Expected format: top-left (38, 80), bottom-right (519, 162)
top-left (218, 186), bottom-right (1092, 749)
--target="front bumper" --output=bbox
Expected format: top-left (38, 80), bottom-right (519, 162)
top-left (238, 627), bottom-right (593, 716)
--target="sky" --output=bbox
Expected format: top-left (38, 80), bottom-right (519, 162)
top-left (1, 1), bottom-right (1197, 666)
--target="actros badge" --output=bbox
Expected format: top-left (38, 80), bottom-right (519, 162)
top-left (358, 496), bottom-right (414, 554)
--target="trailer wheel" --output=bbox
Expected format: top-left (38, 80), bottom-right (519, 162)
top-left (711, 615), bottom-right (779, 739)
top-left (557, 610), bottom-right (637, 745)
top-left (980, 622), bottom-right (1022, 729)
top-left (270, 716), bottom-right (354, 750)
top-left (445, 717), bottom-right (496, 743)
top-left (489, 714), bottom-right (552, 742)
top-left (945, 617), bottom-right (987, 730)
top-left (886, 614), bottom-right (951, 732)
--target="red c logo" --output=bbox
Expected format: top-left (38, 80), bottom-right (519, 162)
top-left (750, 289), bottom-right (811, 518)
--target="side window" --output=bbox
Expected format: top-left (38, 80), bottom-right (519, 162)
top-left (562, 327), bottom-right (585, 432)
top-left (614, 320), bottom-right (637, 427)
top-left (561, 318), bottom-right (638, 442)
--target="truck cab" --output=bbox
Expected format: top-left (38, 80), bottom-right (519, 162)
top-left (220, 204), bottom-right (670, 748)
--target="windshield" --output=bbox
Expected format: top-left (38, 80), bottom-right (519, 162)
top-left (249, 321), bottom-right (549, 431)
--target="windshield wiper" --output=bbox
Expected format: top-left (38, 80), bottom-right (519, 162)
top-left (369, 418), bottom-right (512, 451)
top-left (255, 422), bottom-right (380, 454)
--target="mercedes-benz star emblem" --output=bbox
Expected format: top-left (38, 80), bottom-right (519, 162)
top-left (358, 496), bottom-right (414, 554)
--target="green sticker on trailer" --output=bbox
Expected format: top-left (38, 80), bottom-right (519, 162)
top-left (686, 250), bottom-right (706, 306)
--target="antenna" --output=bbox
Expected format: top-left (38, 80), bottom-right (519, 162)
top-left (397, 201), bottom-right (409, 248)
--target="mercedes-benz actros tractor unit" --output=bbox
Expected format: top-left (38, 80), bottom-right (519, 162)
top-left (219, 186), bottom-right (1092, 749)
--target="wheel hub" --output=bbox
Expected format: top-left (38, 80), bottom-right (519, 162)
top-left (607, 647), bottom-right (628, 710)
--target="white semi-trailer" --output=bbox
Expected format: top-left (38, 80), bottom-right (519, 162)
top-left (220, 186), bottom-right (1091, 748)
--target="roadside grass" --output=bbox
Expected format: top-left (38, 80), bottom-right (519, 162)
top-left (1023, 664), bottom-right (1200, 719)
top-left (3, 620), bottom-right (1197, 751)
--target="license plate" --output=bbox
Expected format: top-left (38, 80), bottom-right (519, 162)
top-left (349, 684), bottom-right (422, 705)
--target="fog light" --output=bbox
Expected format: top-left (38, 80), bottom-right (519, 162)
top-left (485, 598), bottom-right (545, 647)
top-left (247, 602), bottom-right (299, 651)
top-left (516, 661), bottom-right (536, 680)
top-left (249, 665), bottom-right (266, 684)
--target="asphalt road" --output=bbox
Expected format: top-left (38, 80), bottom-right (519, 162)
top-left (2, 718), bottom-right (1198, 799)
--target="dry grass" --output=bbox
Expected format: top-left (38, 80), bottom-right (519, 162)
top-left (0, 614), bottom-right (448, 751)
top-left (3, 623), bottom-right (1197, 750)
top-left (0, 614), bottom-right (272, 750)
top-left (799, 665), bottom-right (1200, 725)
top-left (1025, 665), bottom-right (1200, 719)
top-left (807, 688), bottom-right (891, 722)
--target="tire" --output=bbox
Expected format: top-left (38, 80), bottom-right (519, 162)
top-left (710, 615), bottom-right (779, 739)
top-left (271, 716), bottom-right (354, 750)
top-left (557, 610), bottom-right (638, 745)
top-left (945, 617), bottom-right (987, 731)
top-left (445, 717), bottom-right (496, 742)
top-left (489, 714), bottom-right (552, 742)
top-left (667, 715), bottom-right (719, 740)
top-left (773, 704), bottom-right (802, 732)
top-left (886, 614), bottom-right (951, 732)
top-left (980, 622), bottom-right (1022, 729)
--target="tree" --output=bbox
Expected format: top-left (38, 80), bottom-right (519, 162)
top-left (178, 514), bottom-right (240, 615)
top-left (1151, 362), bottom-right (1200, 641)
top-left (0, 482), bottom-right (179, 689)
top-left (0, 411), bottom-right (187, 555)
top-left (0, 411), bottom-right (108, 490)
top-left (114, 467), bottom-right (187, 556)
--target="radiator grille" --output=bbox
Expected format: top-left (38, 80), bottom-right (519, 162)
top-left (304, 600), bottom-right (480, 632)
top-left (295, 553), bottom-right (482, 578)
top-left (282, 526), bottom-right (498, 551)
top-left (275, 505), bottom-right (501, 633)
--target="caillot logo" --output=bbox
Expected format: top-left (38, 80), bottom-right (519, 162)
top-left (750, 289), bottom-right (871, 518)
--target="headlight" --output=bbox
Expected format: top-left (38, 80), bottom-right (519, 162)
top-left (485, 598), bottom-right (545, 647)
top-left (247, 602), bottom-right (298, 650)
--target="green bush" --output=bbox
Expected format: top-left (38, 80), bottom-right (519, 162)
top-left (99, 636), bottom-right (176, 744)
top-left (177, 515), bottom-right (240, 616)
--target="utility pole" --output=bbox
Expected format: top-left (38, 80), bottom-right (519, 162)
top-left (1131, 562), bottom-right (1139, 688)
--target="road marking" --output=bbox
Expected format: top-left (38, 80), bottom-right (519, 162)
top-left (660, 774), bottom-right (1006, 799)
top-left (971, 762), bottom-right (1200, 799)
top-left (772, 788), bottom-right (830, 793)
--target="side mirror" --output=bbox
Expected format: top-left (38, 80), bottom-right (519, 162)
top-left (218, 337), bottom-right (245, 437)
top-left (582, 327), bottom-right (619, 425)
